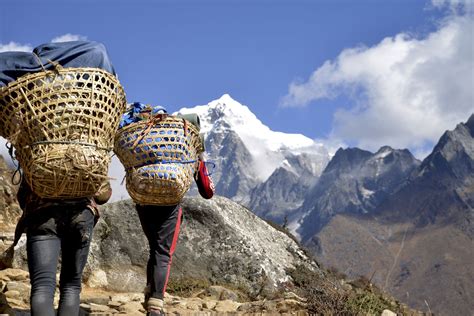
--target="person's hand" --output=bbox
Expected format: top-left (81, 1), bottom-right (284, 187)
top-left (94, 181), bottom-right (112, 205)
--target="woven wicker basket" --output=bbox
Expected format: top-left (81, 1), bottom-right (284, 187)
top-left (114, 115), bottom-right (204, 205)
top-left (0, 66), bottom-right (127, 198)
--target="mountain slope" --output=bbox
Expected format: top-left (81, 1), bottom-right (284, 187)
top-left (294, 146), bottom-right (420, 242)
top-left (300, 115), bottom-right (474, 315)
top-left (377, 114), bottom-right (474, 233)
top-left (248, 152), bottom-right (327, 223)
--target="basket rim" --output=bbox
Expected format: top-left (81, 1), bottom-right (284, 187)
top-left (0, 66), bottom-right (123, 94)
top-left (115, 115), bottom-right (201, 135)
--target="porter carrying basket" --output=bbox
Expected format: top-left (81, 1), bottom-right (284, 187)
top-left (114, 114), bottom-right (204, 205)
top-left (0, 66), bottom-right (127, 198)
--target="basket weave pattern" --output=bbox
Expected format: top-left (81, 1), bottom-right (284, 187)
top-left (114, 116), bottom-right (203, 205)
top-left (0, 67), bottom-right (127, 198)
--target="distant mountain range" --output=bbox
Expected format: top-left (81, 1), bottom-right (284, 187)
top-left (301, 115), bottom-right (473, 315)
top-left (178, 95), bottom-right (473, 315)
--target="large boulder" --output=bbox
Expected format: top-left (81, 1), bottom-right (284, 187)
top-left (84, 195), bottom-right (320, 295)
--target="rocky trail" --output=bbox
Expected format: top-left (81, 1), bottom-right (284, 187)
top-left (1, 268), bottom-right (309, 316)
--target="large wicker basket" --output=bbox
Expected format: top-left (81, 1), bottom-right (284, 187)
top-left (114, 115), bottom-right (204, 205)
top-left (0, 66), bottom-right (127, 198)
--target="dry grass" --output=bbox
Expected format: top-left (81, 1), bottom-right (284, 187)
top-left (166, 277), bottom-right (211, 297)
top-left (287, 264), bottom-right (409, 315)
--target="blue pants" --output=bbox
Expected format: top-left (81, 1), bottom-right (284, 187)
top-left (26, 206), bottom-right (94, 316)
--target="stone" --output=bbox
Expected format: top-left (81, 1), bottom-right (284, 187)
top-left (117, 311), bottom-right (143, 316)
top-left (118, 301), bottom-right (145, 314)
top-left (284, 291), bottom-right (307, 302)
top-left (87, 269), bottom-right (108, 288)
top-left (201, 300), bottom-right (217, 310)
top-left (109, 294), bottom-right (132, 304)
top-left (0, 269), bottom-right (29, 282)
top-left (202, 285), bottom-right (239, 301)
top-left (236, 302), bottom-right (252, 312)
top-left (213, 300), bottom-right (240, 312)
top-left (170, 300), bottom-right (187, 309)
top-left (185, 299), bottom-right (203, 311)
top-left (4, 297), bottom-right (23, 308)
top-left (262, 299), bottom-right (278, 311)
top-left (6, 281), bottom-right (30, 294)
top-left (81, 292), bottom-right (111, 306)
top-left (4, 291), bottom-right (20, 299)
top-left (109, 292), bottom-right (143, 303)
top-left (80, 303), bottom-right (106, 313)
top-left (129, 293), bottom-right (144, 302)
top-left (86, 197), bottom-right (321, 297)
top-left (275, 299), bottom-right (307, 313)
top-left (108, 301), bottom-right (123, 309)
top-left (381, 310), bottom-right (397, 316)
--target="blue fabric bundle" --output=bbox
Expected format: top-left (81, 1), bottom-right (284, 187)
top-left (0, 41), bottom-right (116, 87)
top-left (119, 102), bottom-right (168, 129)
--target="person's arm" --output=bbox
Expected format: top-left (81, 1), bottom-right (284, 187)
top-left (16, 178), bottom-right (31, 211)
top-left (194, 160), bottom-right (215, 199)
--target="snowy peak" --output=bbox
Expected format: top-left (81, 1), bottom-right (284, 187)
top-left (177, 94), bottom-right (260, 135)
top-left (207, 94), bottom-right (257, 121)
top-left (177, 94), bottom-right (329, 182)
top-left (178, 94), bottom-right (316, 151)
top-left (373, 146), bottom-right (394, 159)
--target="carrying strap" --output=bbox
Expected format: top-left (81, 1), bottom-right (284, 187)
top-left (131, 113), bottom-right (168, 150)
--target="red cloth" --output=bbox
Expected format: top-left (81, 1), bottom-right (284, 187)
top-left (195, 160), bottom-right (215, 199)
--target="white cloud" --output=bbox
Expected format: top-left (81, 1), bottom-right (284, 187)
top-left (431, 0), bottom-right (473, 13)
top-left (281, 10), bottom-right (473, 153)
top-left (0, 41), bottom-right (33, 53)
top-left (51, 33), bottom-right (87, 43)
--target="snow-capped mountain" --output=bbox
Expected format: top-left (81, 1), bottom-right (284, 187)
top-left (292, 145), bottom-right (420, 242)
top-left (177, 94), bottom-right (329, 204)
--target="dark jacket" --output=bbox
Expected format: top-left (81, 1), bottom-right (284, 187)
top-left (12, 180), bottom-right (112, 247)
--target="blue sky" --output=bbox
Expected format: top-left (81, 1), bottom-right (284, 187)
top-left (1, 0), bottom-right (473, 158)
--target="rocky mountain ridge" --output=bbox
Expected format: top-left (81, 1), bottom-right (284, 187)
top-left (293, 146), bottom-right (420, 242)
top-left (300, 114), bottom-right (474, 315)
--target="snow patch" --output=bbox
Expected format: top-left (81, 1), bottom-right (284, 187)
top-left (374, 147), bottom-right (393, 159)
top-left (360, 186), bottom-right (375, 199)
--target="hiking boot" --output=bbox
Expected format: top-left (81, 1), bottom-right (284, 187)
top-left (147, 309), bottom-right (165, 316)
top-left (146, 297), bottom-right (165, 316)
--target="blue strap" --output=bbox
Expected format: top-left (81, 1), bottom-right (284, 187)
top-left (128, 159), bottom-right (198, 170)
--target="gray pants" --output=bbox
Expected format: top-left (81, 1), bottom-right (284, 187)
top-left (136, 204), bottom-right (183, 301)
